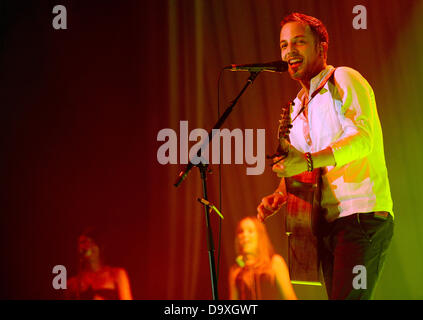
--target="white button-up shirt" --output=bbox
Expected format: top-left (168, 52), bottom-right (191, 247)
top-left (289, 66), bottom-right (393, 221)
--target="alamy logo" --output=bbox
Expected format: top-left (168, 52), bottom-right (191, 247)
top-left (157, 121), bottom-right (266, 175)
top-left (52, 5), bottom-right (67, 30)
top-left (52, 265), bottom-right (67, 289)
top-left (352, 5), bottom-right (367, 30)
top-left (352, 265), bottom-right (367, 290)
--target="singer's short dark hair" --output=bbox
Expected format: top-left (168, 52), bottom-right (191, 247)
top-left (281, 13), bottom-right (329, 47)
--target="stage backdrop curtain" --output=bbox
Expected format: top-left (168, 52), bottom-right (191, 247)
top-left (0, 0), bottom-right (422, 299)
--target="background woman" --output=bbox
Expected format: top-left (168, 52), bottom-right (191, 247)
top-left (229, 217), bottom-right (297, 300)
top-left (66, 229), bottom-right (133, 300)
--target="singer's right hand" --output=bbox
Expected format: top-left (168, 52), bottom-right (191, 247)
top-left (257, 192), bottom-right (287, 222)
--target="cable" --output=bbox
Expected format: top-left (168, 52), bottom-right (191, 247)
top-left (216, 68), bottom-right (224, 282)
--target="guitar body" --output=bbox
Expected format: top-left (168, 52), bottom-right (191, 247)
top-left (284, 169), bottom-right (322, 285)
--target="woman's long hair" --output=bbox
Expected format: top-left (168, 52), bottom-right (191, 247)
top-left (235, 216), bottom-right (275, 272)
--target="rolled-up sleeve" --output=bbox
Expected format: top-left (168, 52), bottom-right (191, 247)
top-left (330, 67), bottom-right (376, 167)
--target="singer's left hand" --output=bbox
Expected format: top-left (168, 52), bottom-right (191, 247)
top-left (272, 144), bottom-right (308, 177)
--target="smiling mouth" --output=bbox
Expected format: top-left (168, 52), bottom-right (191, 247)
top-left (288, 57), bottom-right (303, 69)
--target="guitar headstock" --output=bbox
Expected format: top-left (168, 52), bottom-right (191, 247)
top-left (267, 101), bottom-right (294, 164)
top-left (277, 101), bottom-right (294, 155)
top-left (278, 101), bottom-right (294, 141)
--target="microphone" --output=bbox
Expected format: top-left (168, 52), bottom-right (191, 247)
top-left (224, 60), bottom-right (288, 73)
top-left (197, 198), bottom-right (224, 219)
top-left (236, 255), bottom-right (245, 268)
top-left (79, 249), bottom-right (92, 257)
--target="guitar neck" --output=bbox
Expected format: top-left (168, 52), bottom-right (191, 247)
top-left (278, 137), bottom-right (290, 157)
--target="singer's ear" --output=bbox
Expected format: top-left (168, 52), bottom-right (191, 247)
top-left (320, 42), bottom-right (328, 60)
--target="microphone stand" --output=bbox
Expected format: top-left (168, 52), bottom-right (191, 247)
top-left (174, 71), bottom-right (261, 300)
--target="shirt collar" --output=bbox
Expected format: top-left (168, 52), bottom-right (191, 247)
top-left (297, 65), bottom-right (335, 102)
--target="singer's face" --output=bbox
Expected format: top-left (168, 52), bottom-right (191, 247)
top-left (280, 22), bottom-right (324, 82)
top-left (237, 219), bottom-right (258, 255)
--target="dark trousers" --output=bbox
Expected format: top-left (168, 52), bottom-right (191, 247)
top-left (319, 212), bottom-right (394, 300)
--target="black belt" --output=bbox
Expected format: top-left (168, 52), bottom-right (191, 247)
top-left (360, 211), bottom-right (390, 220)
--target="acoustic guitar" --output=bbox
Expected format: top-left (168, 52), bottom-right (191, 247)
top-left (273, 101), bottom-right (322, 286)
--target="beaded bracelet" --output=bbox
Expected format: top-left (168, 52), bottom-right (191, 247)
top-left (305, 152), bottom-right (313, 172)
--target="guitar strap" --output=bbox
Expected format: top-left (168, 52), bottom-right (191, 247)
top-left (292, 67), bottom-right (337, 123)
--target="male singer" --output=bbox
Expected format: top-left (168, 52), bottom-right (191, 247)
top-left (257, 13), bottom-right (394, 300)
